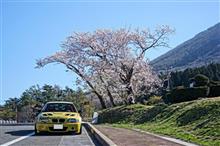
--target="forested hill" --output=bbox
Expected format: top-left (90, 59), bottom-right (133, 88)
top-left (151, 23), bottom-right (220, 72)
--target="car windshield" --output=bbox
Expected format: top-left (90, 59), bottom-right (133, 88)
top-left (42, 103), bottom-right (77, 112)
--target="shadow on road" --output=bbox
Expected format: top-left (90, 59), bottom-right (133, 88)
top-left (5, 130), bottom-right (34, 136)
top-left (5, 130), bottom-right (78, 136)
top-left (34, 132), bottom-right (77, 136)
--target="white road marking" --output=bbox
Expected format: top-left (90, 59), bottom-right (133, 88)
top-left (58, 136), bottom-right (64, 146)
top-left (133, 128), bottom-right (199, 146)
top-left (0, 132), bottom-right (35, 146)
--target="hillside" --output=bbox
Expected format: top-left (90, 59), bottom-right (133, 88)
top-left (98, 97), bottom-right (220, 146)
top-left (151, 23), bottom-right (220, 72)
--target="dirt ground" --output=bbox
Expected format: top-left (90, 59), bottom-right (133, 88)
top-left (95, 125), bottom-right (183, 146)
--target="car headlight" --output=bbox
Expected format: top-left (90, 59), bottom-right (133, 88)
top-left (38, 116), bottom-right (50, 122)
top-left (67, 118), bottom-right (79, 123)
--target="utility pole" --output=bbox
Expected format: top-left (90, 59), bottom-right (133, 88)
top-left (15, 104), bottom-right (18, 123)
top-left (165, 66), bottom-right (173, 91)
top-left (167, 72), bottom-right (171, 91)
top-left (13, 100), bottom-right (18, 123)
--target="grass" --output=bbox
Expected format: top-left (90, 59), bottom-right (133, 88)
top-left (98, 97), bottom-right (220, 146)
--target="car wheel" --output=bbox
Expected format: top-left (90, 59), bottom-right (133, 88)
top-left (34, 124), bottom-right (40, 135)
top-left (76, 125), bottom-right (82, 135)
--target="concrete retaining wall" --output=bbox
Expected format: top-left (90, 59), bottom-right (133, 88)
top-left (83, 122), bottom-right (117, 146)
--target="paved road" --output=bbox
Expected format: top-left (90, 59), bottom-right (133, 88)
top-left (0, 125), bottom-right (100, 146)
top-left (96, 125), bottom-right (184, 146)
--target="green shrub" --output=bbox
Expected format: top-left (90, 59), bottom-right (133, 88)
top-left (136, 95), bottom-right (149, 104)
top-left (209, 80), bottom-right (220, 86)
top-left (145, 96), bottom-right (162, 105)
top-left (163, 93), bottom-right (170, 104)
top-left (163, 86), bottom-right (208, 104)
top-left (194, 74), bottom-right (209, 87)
top-left (175, 86), bottom-right (185, 89)
top-left (209, 85), bottom-right (220, 97)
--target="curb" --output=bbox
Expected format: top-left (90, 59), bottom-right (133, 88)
top-left (132, 128), bottom-right (199, 146)
top-left (83, 122), bottom-right (117, 146)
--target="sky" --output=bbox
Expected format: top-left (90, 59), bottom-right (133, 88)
top-left (0, 0), bottom-right (219, 104)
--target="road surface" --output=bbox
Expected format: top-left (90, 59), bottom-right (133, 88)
top-left (0, 125), bottom-right (100, 146)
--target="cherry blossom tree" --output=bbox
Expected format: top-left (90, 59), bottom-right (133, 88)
top-left (36, 26), bottom-right (174, 109)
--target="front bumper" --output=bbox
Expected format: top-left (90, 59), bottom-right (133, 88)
top-left (35, 122), bottom-right (81, 133)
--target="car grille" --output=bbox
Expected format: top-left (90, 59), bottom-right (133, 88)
top-left (52, 119), bottom-right (58, 123)
top-left (52, 118), bottom-right (65, 123)
top-left (59, 119), bottom-right (65, 123)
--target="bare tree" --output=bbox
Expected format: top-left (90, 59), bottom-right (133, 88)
top-left (36, 26), bottom-right (174, 109)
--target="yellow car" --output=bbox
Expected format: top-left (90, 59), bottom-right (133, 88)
top-left (35, 101), bottom-right (82, 135)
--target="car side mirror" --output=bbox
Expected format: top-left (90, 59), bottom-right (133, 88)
top-left (35, 109), bottom-right (41, 116)
top-left (78, 110), bottom-right (82, 114)
top-left (34, 108), bottom-right (41, 116)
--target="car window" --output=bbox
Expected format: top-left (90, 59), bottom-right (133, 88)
top-left (42, 103), bottom-right (77, 112)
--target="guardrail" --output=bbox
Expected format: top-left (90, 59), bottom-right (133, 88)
top-left (0, 120), bottom-right (34, 126)
top-left (0, 120), bottom-right (17, 124)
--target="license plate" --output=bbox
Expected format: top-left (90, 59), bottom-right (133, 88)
top-left (53, 124), bottom-right (63, 129)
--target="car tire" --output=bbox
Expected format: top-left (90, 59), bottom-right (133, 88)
top-left (34, 124), bottom-right (40, 135)
top-left (76, 125), bottom-right (82, 135)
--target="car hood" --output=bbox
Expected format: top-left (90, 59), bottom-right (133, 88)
top-left (39, 112), bottom-right (80, 119)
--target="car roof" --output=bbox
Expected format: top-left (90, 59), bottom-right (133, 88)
top-left (46, 101), bottom-right (74, 104)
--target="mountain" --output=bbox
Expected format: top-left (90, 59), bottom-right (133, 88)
top-left (151, 23), bottom-right (220, 72)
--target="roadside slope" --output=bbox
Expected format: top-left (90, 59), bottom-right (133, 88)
top-left (98, 97), bottom-right (220, 146)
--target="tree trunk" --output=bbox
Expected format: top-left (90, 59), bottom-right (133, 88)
top-left (106, 87), bottom-right (116, 107)
top-left (99, 75), bottom-right (116, 107)
top-left (126, 85), bottom-right (135, 104)
top-left (92, 90), bottom-right (107, 109)
top-left (67, 64), bottom-right (107, 109)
